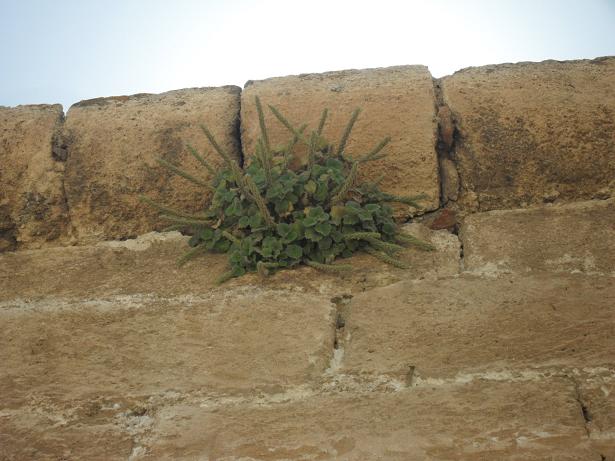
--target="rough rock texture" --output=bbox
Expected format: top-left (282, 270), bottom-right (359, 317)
top-left (579, 368), bottom-right (615, 459)
top-left (0, 225), bottom-right (459, 302)
top-left (241, 66), bottom-right (440, 217)
top-left (1, 222), bottom-right (614, 459)
top-left (0, 287), bottom-right (335, 405)
top-left (0, 104), bottom-right (68, 251)
top-left (341, 274), bottom-right (615, 379)
top-left (63, 87), bottom-right (241, 243)
top-left (460, 198), bottom-right (615, 276)
top-left (4, 57), bottom-right (615, 460)
top-left (440, 157), bottom-right (459, 202)
top-left (442, 56), bottom-right (615, 211)
top-left (142, 379), bottom-right (593, 460)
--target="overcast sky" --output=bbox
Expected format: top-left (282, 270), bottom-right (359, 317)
top-left (1, 0), bottom-right (614, 110)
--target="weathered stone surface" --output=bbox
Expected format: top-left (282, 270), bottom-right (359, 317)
top-left (440, 157), bottom-right (459, 202)
top-left (341, 274), bottom-right (615, 380)
top-left (0, 408), bottom-right (134, 461)
top-left (577, 368), bottom-right (615, 458)
top-left (425, 208), bottom-right (458, 231)
top-left (0, 225), bottom-right (460, 304)
top-left (1, 375), bottom-right (597, 460)
top-left (0, 232), bottom-right (230, 301)
top-left (63, 87), bottom-right (241, 243)
top-left (143, 379), bottom-right (593, 460)
top-left (0, 104), bottom-right (68, 251)
top-left (460, 198), bottom-right (615, 276)
top-left (442, 56), bottom-right (615, 211)
top-left (241, 66), bottom-right (440, 217)
top-left (1, 231), bottom-right (612, 459)
top-left (0, 287), bottom-right (335, 406)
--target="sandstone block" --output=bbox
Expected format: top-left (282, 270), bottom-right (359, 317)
top-left (0, 411), bottom-right (133, 461)
top-left (0, 232), bottom-right (230, 301)
top-left (0, 104), bottom-right (68, 250)
top-left (63, 87), bottom-right (241, 243)
top-left (0, 225), bottom-right (460, 308)
top-left (144, 380), bottom-right (591, 460)
top-left (341, 274), bottom-right (615, 380)
top-left (442, 56), bottom-right (615, 211)
top-left (578, 368), bottom-right (615, 458)
top-left (241, 66), bottom-right (440, 217)
top-left (460, 198), bottom-right (615, 276)
top-left (0, 286), bottom-right (335, 405)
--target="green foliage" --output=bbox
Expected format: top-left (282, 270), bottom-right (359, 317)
top-left (141, 98), bottom-right (434, 282)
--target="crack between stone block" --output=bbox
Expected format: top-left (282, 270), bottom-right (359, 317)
top-left (52, 107), bottom-right (78, 244)
top-left (233, 89), bottom-right (244, 168)
top-left (326, 293), bottom-right (353, 374)
top-left (431, 77), bottom-right (460, 207)
top-left (567, 373), bottom-right (592, 438)
top-left (458, 235), bottom-right (465, 272)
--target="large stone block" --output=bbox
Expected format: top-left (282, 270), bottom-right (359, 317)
top-left (63, 87), bottom-right (241, 243)
top-left (460, 198), bottom-right (615, 276)
top-left (0, 286), bottom-right (335, 405)
top-left (144, 380), bottom-right (592, 460)
top-left (241, 66), bottom-right (440, 217)
top-left (341, 274), bottom-right (615, 380)
top-left (577, 368), bottom-right (615, 458)
top-left (0, 232), bottom-right (230, 301)
top-left (0, 225), bottom-right (459, 307)
top-left (0, 104), bottom-right (68, 251)
top-left (442, 56), bottom-right (615, 211)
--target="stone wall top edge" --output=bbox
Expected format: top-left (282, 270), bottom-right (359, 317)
top-left (243, 64), bottom-right (432, 89)
top-left (69, 85), bottom-right (242, 110)
top-left (440, 55), bottom-right (615, 79)
top-left (0, 103), bottom-right (64, 112)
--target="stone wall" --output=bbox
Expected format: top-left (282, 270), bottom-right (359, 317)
top-left (2, 55), bottom-right (615, 460)
top-left (441, 57), bottom-right (615, 211)
top-left (241, 66), bottom-right (441, 218)
top-left (63, 87), bottom-right (241, 243)
top-left (0, 105), bottom-right (68, 251)
top-left (1, 56), bottom-right (613, 250)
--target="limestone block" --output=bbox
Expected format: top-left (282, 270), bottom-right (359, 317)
top-left (341, 274), bottom-right (615, 379)
top-left (578, 368), bottom-right (615, 458)
top-left (241, 66), bottom-right (440, 217)
top-left (144, 380), bottom-right (591, 460)
top-left (0, 226), bottom-right (460, 308)
top-left (0, 232), bottom-right (230, 301)
top-left (0, 104), bottom-right (68, 250)
top-left (460, 198), bottom-right (615, 276)
top-left (442, 56), bottom-right (615, 211)
top-left (0, 286), bottom-right (335, 405)
top-left (63, 87), bottom-right (241, 243)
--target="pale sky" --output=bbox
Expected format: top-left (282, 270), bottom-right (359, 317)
top-left (1, 0), bottom-right (614, 110)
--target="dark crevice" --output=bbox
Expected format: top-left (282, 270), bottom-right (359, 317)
top-left (51, 109), bottom-right (68, 162)
top-left (330, 294), bottom-right (352, 354)
top-left (52, 107), bottom-right (78, 243)
top-left (458, 238), bottom-right (465, 272)
top-left (568, 374), bottom-right (592, 437)
top-left (233, 92), bottom-right (244, 168)
top-left (431, 77), bottom-right (460, 208)
top-left (406, 365), bottom-right (416, 387)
